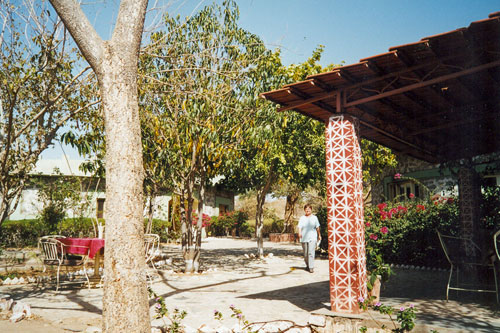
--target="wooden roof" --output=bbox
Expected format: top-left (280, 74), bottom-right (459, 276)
top-left (261, 12), bottom-right (500, 163)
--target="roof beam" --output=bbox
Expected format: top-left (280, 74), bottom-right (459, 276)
top-left (358, 120), bottom-right (438, 161)
top-left (345, 58), bottom-right (500, 108)
top-left (395, 50), bottom-right (455, 108)
top-left (410, 112), bottom-right (499, 135)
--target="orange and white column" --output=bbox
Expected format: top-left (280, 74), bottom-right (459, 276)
top-left (325, 115), bottom-right (367, 313)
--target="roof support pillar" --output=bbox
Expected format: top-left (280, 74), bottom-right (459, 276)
top-left (325, 115), bottom-right (367, 314)
top-left (458, 167), bottom-right (481, 256)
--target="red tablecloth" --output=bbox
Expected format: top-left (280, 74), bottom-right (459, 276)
top-left (58, 238), bottom-right (105, 259)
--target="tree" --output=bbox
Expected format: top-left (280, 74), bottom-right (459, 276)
top-left (0, 0), bottom-right (93, 228)
top-left (141, 0), bottom-right (267, 271)
top-left (221, 48), bottom-right (287, 257)
top-left (360, 138), bottom-right (398, 204)
top-left (48, 0), bottom-right (150, 331)
top-left (222, 47), bottom-right (335, 256)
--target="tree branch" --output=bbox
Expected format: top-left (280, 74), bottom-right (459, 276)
top-left (48, 0), bottom-right (103, 72)
top-left (111, 0), bottom-right (148, 58)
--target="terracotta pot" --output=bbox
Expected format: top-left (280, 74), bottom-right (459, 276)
top-left (369, 275), bottom-right (382, 304)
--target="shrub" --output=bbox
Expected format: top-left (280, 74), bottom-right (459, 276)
top-left (316, 195), bottom-right (461, 269)
top-left (209, 210), bottom-right (250, 237)
top-left (481, 185), bottom-right (500, 231)
top-left (147, 219), bottom-right (173, 242)
top-left (0, 217), bottom-right (96, 247)
top-left (366, 197), bottom-right (460, 268)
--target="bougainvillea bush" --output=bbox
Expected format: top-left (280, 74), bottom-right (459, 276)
top-left (365, 195), bottom-right (460, 269)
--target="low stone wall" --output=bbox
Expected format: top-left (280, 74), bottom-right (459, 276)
top-left (268, 233), bottom-right (296, 243)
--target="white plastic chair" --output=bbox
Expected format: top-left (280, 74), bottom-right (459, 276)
top-left (38, 237), bottom-right (90, 291)
top-left (437, 230), bottom-right (498, 302)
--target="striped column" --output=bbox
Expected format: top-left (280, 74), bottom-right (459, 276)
top-left (325, 115), bottom-right (367, 314)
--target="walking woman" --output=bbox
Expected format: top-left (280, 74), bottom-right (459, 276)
top-left (298, 204), bottom-right (321, 273)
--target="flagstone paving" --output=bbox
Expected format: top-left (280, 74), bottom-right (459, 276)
top-left (1, 237), bottom-right (499, 332)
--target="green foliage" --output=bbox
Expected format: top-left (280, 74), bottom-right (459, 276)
top-left (366, 198), bottom-right (460, 268)
top-left (360, 139), bottom-right (398, 198)
top-left (147, 219), bottom-right (173, 242)
top-left (138, 1), bottom-right (272, 255)
top-left (209, 210), bottom-right (251, 237)
top-left (149, 288), bottom-right (187, 333)
top-left (316, 206), bottom-right (329, 251)
top-left (0, 219), bottom-right (47, 247)
top-left (0, 218), bottom-right (95, 247)
top-left (480, 184), bottom-right (500, 230)
top-left (359, 298), bottom-right (417, 332)
top-left (0, 2), bottom-right (92, 226)
top-left (33, 169), bottom-right (83, 233)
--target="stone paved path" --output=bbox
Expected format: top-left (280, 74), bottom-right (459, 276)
top-left (1, 237), bottom-right (499, 332)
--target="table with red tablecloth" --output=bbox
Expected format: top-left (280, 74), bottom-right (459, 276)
top-left (58, 238), bottom-right (105, 259)
top-left (57, 238), bottom-right (105, 281)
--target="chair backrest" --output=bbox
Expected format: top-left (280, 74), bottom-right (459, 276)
top-left (437, 230), bottom-right (481, 264)
top-left (144, 234), bottom-right (160, 263)
top-left (494, 229), bottom-right (500, 262)
top-left (38, 238), bottom-right (64, 262)
top-left (40, 235), bottom-right (66, 240)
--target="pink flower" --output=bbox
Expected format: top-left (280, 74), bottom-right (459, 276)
top-left (400, 306), bottom-right (405, 311)
top-left (394, 173), bottom-right (402, 179)
top-left (375, 301), bottom-right (382, 307)
top-left (397, 205), bottom-right (408, 213)
top-left (365, 222), bottom-right (371, 227)
top-left (377, 203), bottom-right (387, 211)
top-left (416, 204), bottom-right (426, 211)
top-left (409, 193), bottom-right (415, 199)
top-left (369, 234), bottom-right (378, 240)
top-left (380, 226), bottom-right (388, 234)
top-left (358, 297), bottom-right (365, 303)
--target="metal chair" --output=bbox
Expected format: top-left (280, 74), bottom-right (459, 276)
top-left (143, 234), bottom-right (160, 285)
top-left (437, 230), bottom-right (498, 302)
top-left (493, 229), bottom-right (500, 303)
top-left (38, 237), bottom-right (90, 291)
top-left (144, 233), bottom-right (160, 271)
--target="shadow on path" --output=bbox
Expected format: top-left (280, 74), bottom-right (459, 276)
top-left (240, 280), bottom-right (330, 312)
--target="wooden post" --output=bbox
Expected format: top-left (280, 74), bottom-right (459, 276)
top-left (325, 115), bottom-right (367, 314)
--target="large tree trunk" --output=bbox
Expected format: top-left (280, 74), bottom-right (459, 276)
top-left (48, 1), bottom-right (150, 332)
top-left (100, 58), bottom-right (149, 332)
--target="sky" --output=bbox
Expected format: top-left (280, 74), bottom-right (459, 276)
top-left (42, 0), bottom-right (500, 159)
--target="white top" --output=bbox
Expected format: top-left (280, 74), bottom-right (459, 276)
top-left (298, 215), bottom-right (320, 243)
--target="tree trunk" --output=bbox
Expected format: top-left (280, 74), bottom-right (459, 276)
top-left (283, 191), bottom-right (299, 233)
top-left (255, 171), bottom-right (274, 258)
top-left (183, 173), bottom-right (197, 272)
top-left (48, 1), bottom-right (150, 332)
top-left (255, 190), bottom-right (265, 258)
top-left (191, 172), bottom-right (206, 273)
top-left (99, 61), bottom-right (149, 332)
